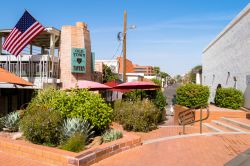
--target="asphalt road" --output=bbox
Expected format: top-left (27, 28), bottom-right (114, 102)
top-left (164, 83), bottom-right (180, 108)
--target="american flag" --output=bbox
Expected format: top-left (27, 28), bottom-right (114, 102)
top-left (2, 11), bottom-right (45, 56)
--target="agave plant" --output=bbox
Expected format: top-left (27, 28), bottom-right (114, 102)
top-left (102, 129), bottom-right (123, 143)
top-left (62, 118), bottom-right (94, 143)
top-left (1, 111), bottom-right (20, 132)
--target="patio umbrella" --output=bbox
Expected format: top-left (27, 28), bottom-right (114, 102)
top-left (64, 80), bottom-right (111, 91)
top-left (0, 68), bottom-right (33, 86)
top-left (104, 80), bottom-right (130, 93)
top-left (104, 80), bottom-right (130, 101)
top-left (113, 81), bottom-right (160, 90)
top-left (113, 81), bottom-right (160, 100)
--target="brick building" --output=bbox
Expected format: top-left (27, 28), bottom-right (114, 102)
top-left (133, 64), bottom-right (154, 76)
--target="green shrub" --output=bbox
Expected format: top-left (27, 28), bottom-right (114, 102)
top-left (215, 88), bottom-right (244, 109)
top-left (113, 100), bottom-right (161, 132)
top-left (123, 90), bottom-right (147, 101)
top-left (2, 111), bottom-right (20, 132)
top-left (65, 89), bottom-right (113, 132)
top-left (61, 118), bottom-right (94, 143)
top-left (176, 84), bottom-right (209, 108)
top-left (102, 129), bottom-right (123, 143)
top-left (27, 88), bottom-right (113, 132)
top-left (20, 104), bottom-right (63, 146)
top-left (123, 90), bottom-right (167, 111)
top-left (60, 133), bottom-right (85, 152)
top-left (151, 90), bottom-right (167, 110)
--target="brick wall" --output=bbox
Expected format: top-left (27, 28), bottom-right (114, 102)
top-left (60, 22), bottom-right (93, 89)
top-left (0, 133), bottom-right (141, 166)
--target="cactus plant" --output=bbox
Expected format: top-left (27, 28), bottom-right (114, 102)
top-left (2, 111), bottom-right (20, 132)
top-left (102, 129), bottom-right (123, 143)
top-left (62, 118), bottom-right (94, 143)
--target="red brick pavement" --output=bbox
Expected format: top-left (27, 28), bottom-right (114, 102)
top-left (93, 134), bottom-right (250, 166)
top-left (0, 150), bottom-right (50, 166)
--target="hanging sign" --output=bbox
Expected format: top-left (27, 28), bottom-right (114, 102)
top-left (71, 48), bottom-right (86, 73)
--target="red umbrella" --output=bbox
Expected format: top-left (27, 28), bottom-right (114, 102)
top-left (104, 80), bottom-right (130, 92)
top-left (113, 81), bottom-right (160, 90)
top-left (64, 80), bottom-right (111, 91)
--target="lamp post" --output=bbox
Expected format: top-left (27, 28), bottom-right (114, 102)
top-left (122, 10), bottom-right (127, 82)
top-left (118, 10), bottom-right (136, 82)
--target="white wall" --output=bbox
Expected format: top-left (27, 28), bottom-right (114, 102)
top-left (202, 4), bottom-right (250, 108)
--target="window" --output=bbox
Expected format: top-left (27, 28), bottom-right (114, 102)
top-left (21, 62), bottom-right (29, 77)
top-left (32, 62), bottom-right (40, 77)
top-left (10, 62), bottom-right (18, 75)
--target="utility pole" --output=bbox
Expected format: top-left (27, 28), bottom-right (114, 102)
top-left (122, 10), bottom-right (127, 82)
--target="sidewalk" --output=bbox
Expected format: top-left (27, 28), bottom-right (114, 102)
top-left (0, 151), bottom-right (50, 166)
top-left (93, 134), bottom-right (250, 166)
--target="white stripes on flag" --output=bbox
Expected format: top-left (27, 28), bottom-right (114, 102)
top-left (12, 22), bottom-right (44, 55)
top-left (3, 21), bottom-right (44, 56)
top-left (3, 28), bottom-right (20, 49)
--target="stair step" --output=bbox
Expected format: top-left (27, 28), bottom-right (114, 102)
top-left (212, 120), bottom-right (244, 132)
top-left (220, 117), bottom-right (250, 130)
top-left (203, 123), bottom-right (224, 132)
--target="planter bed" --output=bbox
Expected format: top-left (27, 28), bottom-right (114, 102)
top-left (0, 132), bottom-right (141, 166)
top-left (174, 104), bottom-right (247, 125)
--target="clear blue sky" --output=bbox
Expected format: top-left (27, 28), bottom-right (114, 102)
top-left (0, 0), bottom-right (249, 76)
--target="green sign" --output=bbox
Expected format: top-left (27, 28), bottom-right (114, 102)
top-left (71, 48), bottom-right (86, 73)
top-left (91, 52), bottom-right (95, 73)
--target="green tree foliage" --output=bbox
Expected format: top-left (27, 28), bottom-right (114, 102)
top-left (176, 84), bottom-right (209, 108)
top-left (151, 78), bottom-right (161, 86)
top-left (215, 88), bottom-right (244, 109)
top-left (153, 66), bottom-right (160, 76)
top-left (103, 64), bottom-right (118, 83)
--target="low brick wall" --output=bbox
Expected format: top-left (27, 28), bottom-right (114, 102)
top-left (173, 105), bottom-right (189, 125)
top-left (194, 105), bottom-right (247, 124)
top-left (0, 132), bottom-right (141, 166)
top-left (174, 105), bottom-right (247, 126)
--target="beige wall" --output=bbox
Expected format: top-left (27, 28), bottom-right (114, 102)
top-left (60, 22), bottom-right (93, 89)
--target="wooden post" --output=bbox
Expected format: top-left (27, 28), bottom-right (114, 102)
top-left (122, 10), bottom-right (127, 82)
top-left (0, 33), bottom-right (2, 55)
top-left (29, 44), bottom-right (32, 55)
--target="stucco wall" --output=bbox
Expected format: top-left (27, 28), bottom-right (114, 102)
top-left (202, 4), bottom-right (250, 109)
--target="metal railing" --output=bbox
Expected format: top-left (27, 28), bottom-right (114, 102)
top-left (178, 104), bottom-right (210, 135)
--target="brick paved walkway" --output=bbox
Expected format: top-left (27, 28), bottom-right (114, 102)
top-left (0, 150), bottom-right (50, 166)
top-left (93, 134), bottom-right (250, 166)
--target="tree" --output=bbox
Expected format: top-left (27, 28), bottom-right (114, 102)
top-left (153, 66), bottom-right (160, 76)
top-left (191, 65), bottom-right (202, 83)
top-left (183, 65), bottom-right (202, 84)
top-left (102, 65), bottom-right (118, 83)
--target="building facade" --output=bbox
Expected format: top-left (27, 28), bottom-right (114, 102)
top-left (133, 65), bottom-right (154, 76)
top-left (0, 22), bottom-right (95, 113)
top-left (202, 4), bottom-right (250, 109)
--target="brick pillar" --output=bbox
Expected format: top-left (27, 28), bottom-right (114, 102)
top-left (60, 22), bottom-right (92, 89)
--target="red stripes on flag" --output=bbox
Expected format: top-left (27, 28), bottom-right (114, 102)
top-left (3, 22), bottom-right (44, 56)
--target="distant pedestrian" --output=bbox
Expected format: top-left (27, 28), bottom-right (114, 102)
top-left (172, 95), bottom-right (177, 105)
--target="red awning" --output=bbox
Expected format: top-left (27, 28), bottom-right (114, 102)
top-left (0, 68), bottom-right (33, 86)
